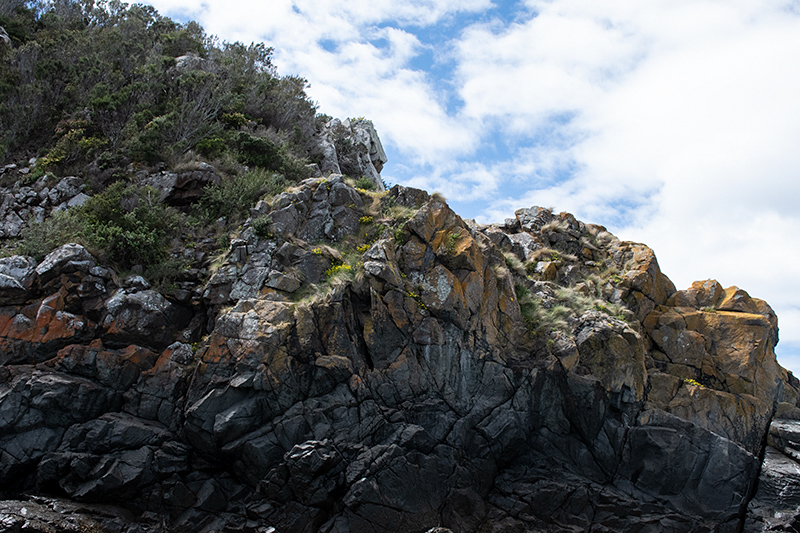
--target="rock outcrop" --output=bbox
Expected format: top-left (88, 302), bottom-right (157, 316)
top-left (1, 173), bottom-right (798, 532)
top-left (314, 118), bottom-right (387, 190)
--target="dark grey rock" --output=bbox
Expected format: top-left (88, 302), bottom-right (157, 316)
top-left (35, 243), bottom-right (96, 285)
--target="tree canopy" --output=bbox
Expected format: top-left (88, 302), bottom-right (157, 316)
top-left (0, 0), bottom-right (324, 177)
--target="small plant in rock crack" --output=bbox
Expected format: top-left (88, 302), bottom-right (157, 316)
top-left (444, 230), bottom-right (462, 254)
top-left (407, 290), bottom-right (427, 310)
top-left (325, 264), bottom-right (352, 277)
top-left (251, 215), bottom-right (273, 238)
top-left (394, 223), bottom-right (409, 246)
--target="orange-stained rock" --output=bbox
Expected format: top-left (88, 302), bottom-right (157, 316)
top-left (646, 282), bottom-right (793, 407)
top-left (575, 311), bottom-right (647, 402)
top-left (611, 241), bottom-right (676, 321)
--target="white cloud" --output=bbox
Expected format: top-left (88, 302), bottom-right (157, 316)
top-left (401, 162), bottom-right (499, 201)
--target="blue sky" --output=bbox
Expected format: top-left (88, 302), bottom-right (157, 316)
top-left (147, 0), bottom-right (800, 373)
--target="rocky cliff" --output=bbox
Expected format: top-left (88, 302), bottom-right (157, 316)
top-left (1, 150), bottom-right (800, 532)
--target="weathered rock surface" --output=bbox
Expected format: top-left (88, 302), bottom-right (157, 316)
top-left (0, 175), bottom-right (798, 533)
top-left (315, 118), bottom-right (387, 190)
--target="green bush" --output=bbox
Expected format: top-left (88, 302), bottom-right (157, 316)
top-left (201, 168), bottom-right (285, 221)
top-left (236, 131), bottom-right (281, 169)
top-left (77, 182), bottom-right (181, 268)
top-left (252, 214), bottom-right (272, 238)
top-left (15, 181), bottom-right (182, 271)
top-left (196, 136), bottom-right (227, 159)
top-left (16, 210), bottom-right (86, 261)
top-left (354, 176), bottom-right (375, 190)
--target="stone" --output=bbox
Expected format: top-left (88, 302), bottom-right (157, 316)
top-left (102, 289), bottom-right (188, 349)
top-left (67, 192), bottom-right (90, 208)
top-left (515, 206), bottom-right (553, 233)
top-left (0, 255), bottom-right (37, 304)
top-left (319, 118), bottom-right (387, 190)
top-left (746, 446), bottom-right (800, 531)
top-left (645, 302), bottom-right (786, 401)
top-left (35, 243), bottom-right (96, 285)
top-left (574, 311), bottom-right (647, 403)
top-left (1, 210), bottom-right (24, 237)
top-left (144, 168), bottom-right (221, 206)
top-left (620, 409), bottom-right (759, 521)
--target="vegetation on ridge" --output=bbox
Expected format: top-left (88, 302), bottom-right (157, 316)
top-left (0, 0), bottom-right (334, 283)
top-left (0, 0), bottom-right (322, 172)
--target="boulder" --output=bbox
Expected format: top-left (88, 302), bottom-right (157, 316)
top-left (645, 303), bottom-right (786, 401)
top-left (574, 311), bottom-right (647, 403)
top-left (102, 289), bottom-right (189, 349)
top-left (35, 243), bottom-right (96, 286)
top-left (318, 118), bottom-right (387, 190)
top-left (0, 255), bottom-right (37, 304)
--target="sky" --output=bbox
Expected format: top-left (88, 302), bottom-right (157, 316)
top-left (146, 0), bottom-right (800, 373)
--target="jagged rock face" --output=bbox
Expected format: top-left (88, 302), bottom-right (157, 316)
top-left (315, 119), bottom-right (388, 190)
top-left (746, 415), bottom-right (800, 531)
top-left (0, 178), bottom-right (798, 532)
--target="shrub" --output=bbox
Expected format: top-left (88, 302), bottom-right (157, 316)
top-left (16, 209), bottom-right (85, 261)
top-left (77, 181), bottom-right (181, 268)
top-left (201, 168), bottom-right (285, 221)
top-left (196, 136), bottom-right (226, 158)
top-left (354, 176), bottom-right (375, 190)
top-left (325, 263), bottom-right (351, 278)
top-left (221, 112), bottom-right (248, 129)
top-left (15, 181), bottom-right (182, 272)
top-left (236, 131), bottom-right (281, 169)
top-left (252, 214), bottom-right (272, 238)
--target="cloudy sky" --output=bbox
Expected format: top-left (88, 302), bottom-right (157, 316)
top-left (147, 0), bottom-right (800, 372)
